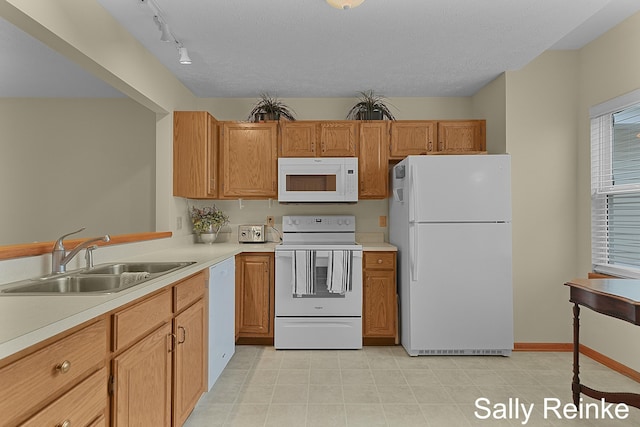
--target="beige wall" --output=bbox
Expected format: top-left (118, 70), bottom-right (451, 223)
top-left (577, 12), bottom-right (640, 371)
top-left (502, 51), bottom-right (580, 344)
top-left (0, 98), bottom-right (156, 245)
top-left (472, 74), bottom-right (507, 154)
top-left (196, 97), bottom-right (474, 122)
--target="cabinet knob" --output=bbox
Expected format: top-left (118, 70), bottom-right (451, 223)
top-left (58, 420), bottom-right (71, 427)
top-left (377, 259), bottom-right (383, 264)
top-left (56, 360), bottom-right (71, 374)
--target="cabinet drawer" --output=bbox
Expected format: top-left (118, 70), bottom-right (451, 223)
top-left (363, 252), bottom-right (396, 269)
top-left (174, 272), bottom-right (205, 313)
top-left (113, 289), bottom-right (172, 352)
top-left (0, 319), bottom-right (107, 427)
top-left (20, 367), bottom-right (107, 427)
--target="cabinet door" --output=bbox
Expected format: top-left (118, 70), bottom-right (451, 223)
top-left (319, 122), bottom-right (357, 157)
top-left (390, 121), bottom-right (436, 158)
top-left (280, 121), bottom-right (318, 157)
top-left (112, 323), bottom-right (172, 427)
top-left (173, 111), bottom-right (218, 198)
top-left (358, 122), bottom-right (389, 199)
top-left (363, 269), bottom-right (397, 337)
top-left (173, 299), bottom-right (206, 426)
top-left (437, 120), bottom-right (486, 153)
top-left (221, 122), bottom-right (278, 198)
top-left (235, 254), bottom-right (274, 337)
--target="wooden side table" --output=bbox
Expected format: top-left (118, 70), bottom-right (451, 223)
top-left (565, 278), bottom-right (640, 408)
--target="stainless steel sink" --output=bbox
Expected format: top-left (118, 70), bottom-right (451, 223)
top-left (0, 261), bottom-right (196, 295)
top-left (84, 261), bottom-right (194, 275)
top-left (1, 275), bottom-right (124, 294)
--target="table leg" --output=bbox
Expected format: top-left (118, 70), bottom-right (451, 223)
top-left (572, 302), bottom-right (581, 405)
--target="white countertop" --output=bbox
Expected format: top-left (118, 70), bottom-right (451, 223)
top-left (0, 239), bottom-right (395, 361)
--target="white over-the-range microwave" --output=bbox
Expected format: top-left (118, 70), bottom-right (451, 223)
top-left (278, 157), bottom-right (358, 203)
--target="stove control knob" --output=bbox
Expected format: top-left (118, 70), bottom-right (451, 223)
top-left (337, 219), bottom-right (344, 225)
top-left (293, 219), bottom-right (300, 225)
top-left (345, 219), bottom-right (351, 225)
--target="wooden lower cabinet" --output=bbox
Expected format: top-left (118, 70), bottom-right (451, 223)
top-left (110, 271), bottom-right (207, 427)
top-left (173, 299), bottom-right (207, 426)
top-left (235, 253), bottom-right (274, 343)
top-left (0, 319), bottom-right (107, 427)
top-left (112, 322), bottom-right (173, 426)
top-left (0, 271), bottom-right (208, 427)
top-left (362, 251), bottom-right (398, 345)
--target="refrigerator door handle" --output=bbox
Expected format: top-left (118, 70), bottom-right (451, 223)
top-left (409, 166), bottom-right (416, 223)
top-left (409, 224), bottom-right (418, 281)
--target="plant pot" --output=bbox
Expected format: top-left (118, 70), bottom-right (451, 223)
top-left (199, 232), bottom-right (218, 244)
top-left (253, 112), bottom-right (280, 122)
top-left (197, 225), bottom-right (221, 244)
top-left (357, 110), bottom-right (384, 120)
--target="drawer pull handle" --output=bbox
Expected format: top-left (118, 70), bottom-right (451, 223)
top-left (56, 360), bottom-right (71, 374)
top-left (58, 420), bottom-right (71, 427)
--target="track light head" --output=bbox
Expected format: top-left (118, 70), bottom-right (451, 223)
top-left (178, 47), bottom-right (192, 65)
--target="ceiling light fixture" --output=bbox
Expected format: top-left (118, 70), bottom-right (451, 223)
top-left (177, 46), bottom-right (192, 65)
top-left (326, 0), bottom-right (365, 10)
top-left (143, 0), bottom-right (192, 65)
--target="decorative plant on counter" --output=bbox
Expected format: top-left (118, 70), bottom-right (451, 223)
top-left (346, 90), bottom-right (397, 120)
top-left (247, 93), bottom-right (296, 122)
top-left (190, 205), bottom-right (229, 243)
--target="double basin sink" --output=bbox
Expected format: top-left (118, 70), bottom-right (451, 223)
top-left (0, 261), bottom-right (195, 295)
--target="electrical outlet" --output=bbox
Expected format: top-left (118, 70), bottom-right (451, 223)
top-left (176, 216), bottom-right (183, 230)
top-left (267, 216), bottom-right (275, 227)
top-left (379, 215), bottom-right (387, 227)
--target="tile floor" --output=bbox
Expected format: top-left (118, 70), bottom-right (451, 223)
top-left (184, 346), bottom-right (640, 426)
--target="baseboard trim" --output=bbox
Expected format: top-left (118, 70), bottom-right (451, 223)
top-left (579, 344), bottom-right (640, 383)
top-left (513, 342), bottom-right (573, 352)
top-left (514, 342), bottom-right (640, 383)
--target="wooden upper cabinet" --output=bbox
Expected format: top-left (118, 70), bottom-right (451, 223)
top-left (319, 121), bottom-right (358, 157)
top-left (173, 111), bottom-right (219, 199)
top-left (279, 121), bottom-right (318, 157)
top-left (358, 122), bottom-right (389, 199)
top-left (389, 121), bottom-right (436, 158)
top-left (436, 120), bottom-right (486, 153)
top-left (280, 121), bottom-right (357, 157)
top-left (220, 122), bottom-right (278, 199)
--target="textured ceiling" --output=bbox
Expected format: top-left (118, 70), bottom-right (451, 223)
top-left (2, 0), bottom-right (640, 98)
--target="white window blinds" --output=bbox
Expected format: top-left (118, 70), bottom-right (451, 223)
top-left (591, 89), bottom-right (640, 278)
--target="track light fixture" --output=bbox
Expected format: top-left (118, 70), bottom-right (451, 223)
top-left (143, 0), bottom-right (192, 65)
top-left (177, 46), bottom-right (192, 65)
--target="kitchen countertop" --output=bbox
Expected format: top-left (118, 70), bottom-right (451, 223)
top-left (0, 239), bottom-right (395, 361)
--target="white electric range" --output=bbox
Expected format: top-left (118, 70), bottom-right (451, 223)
top-left (274, 215), bottom-right (363, 349)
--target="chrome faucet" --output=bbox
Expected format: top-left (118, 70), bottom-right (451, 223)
top-left (51, 228), bottom-right (110, 274)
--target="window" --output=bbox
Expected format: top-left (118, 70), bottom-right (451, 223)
top-left (591, 89), bottom-right (640, 278)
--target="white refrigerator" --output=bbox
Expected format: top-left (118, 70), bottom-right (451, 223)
top-left (389, 155), bottom-right (513, 356)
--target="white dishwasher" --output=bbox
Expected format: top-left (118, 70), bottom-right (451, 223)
top-left (207, 256), bottom-right (235, 390)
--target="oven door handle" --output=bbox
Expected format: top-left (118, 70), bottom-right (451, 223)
top-left (275, 251), bottom-right (294, 258)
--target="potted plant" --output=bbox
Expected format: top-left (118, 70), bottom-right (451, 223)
top-left (247, 93), bottom-right (296, 122)
top-left (190, 205), bottom-right (230, 244)
top-left (346, 90), bottom-right (397, 120)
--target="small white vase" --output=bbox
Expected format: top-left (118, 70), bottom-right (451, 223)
top-left (199, 233), bottom-right (217, 244)
top-left (198, 225), bottom-right (221, 244)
